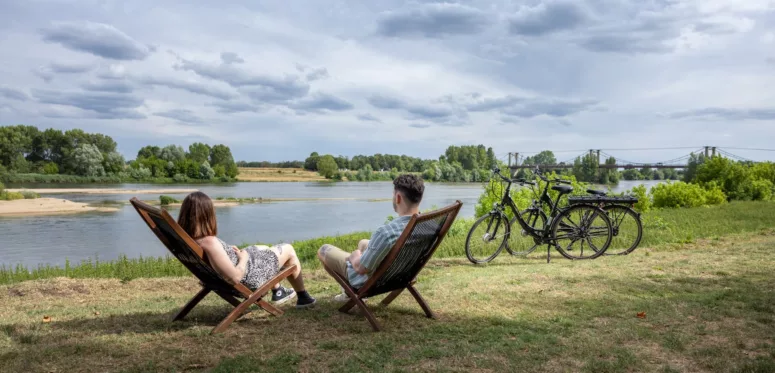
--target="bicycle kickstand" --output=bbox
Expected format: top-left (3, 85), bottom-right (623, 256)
top-left (546, 244), bottom-right (551, 263)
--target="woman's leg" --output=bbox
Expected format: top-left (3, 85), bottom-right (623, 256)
top-left (270, 243), bottom-right (306, 292)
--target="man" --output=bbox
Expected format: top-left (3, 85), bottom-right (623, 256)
top-left (317, 174), bottom-right (425, 301)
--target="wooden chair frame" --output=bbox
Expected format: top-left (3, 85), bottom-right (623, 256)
top-left (322, 200), bottom-right (462, 331)
top-left (129, 197), bottom-right (295, 334)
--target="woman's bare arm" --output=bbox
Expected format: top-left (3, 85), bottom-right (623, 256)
top-left (199, 237), bottom-right (248, 285)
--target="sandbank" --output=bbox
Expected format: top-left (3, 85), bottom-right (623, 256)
top-left (0, 198), bottom-right (120, 217)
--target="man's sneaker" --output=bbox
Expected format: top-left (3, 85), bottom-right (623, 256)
top-left (271, 286), bottom-right (296, 305)
top-left (333, 292), bottom-right (367, 303)
top-left (296, 294), bottom-right (317, 309)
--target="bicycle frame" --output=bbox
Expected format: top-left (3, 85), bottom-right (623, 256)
top-left (488, 171), bottom-right (566, 242)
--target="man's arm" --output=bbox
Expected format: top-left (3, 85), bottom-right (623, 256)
top-left (352, 229), bottom-right (389, 275)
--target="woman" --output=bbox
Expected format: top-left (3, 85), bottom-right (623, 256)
top-left (177, 191), bottom-right (316, 309)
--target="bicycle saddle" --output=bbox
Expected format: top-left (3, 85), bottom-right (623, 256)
top-left (551, 185), bottom-right (574, 194)
top-left (586, 189), bottom-right (607, 196)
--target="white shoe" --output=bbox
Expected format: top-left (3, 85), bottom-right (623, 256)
top-left (333, 293), bottom-right (350, 302)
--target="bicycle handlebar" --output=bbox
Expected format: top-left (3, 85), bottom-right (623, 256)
top-left (491, 168), bottom-right (535, 186)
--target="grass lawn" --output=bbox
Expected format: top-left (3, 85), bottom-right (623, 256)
top-left (236, 168), bottom-right (327, 182)
top-left (2, 228), bottom-right (775, 372)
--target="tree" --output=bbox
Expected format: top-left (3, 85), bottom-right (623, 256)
top-left (137, 145), bottom-right (161, 160)
top-left (199, 161), bottom-right (215, 180)
top-left (160, 145), bottom-right (186, 162)
top-left (304, 152), bottom-right (320, 171)
top-left (209, 144), bottom-right (238, 178)
top-left (103, 152), bottom-right (126, 175)
top-left (524, 150), bottom-right (557, 166)
top-left (188, 142), bottom-right (211, 163)
top-left (316, 155), bottom-right (338, 179)
top-left (72, 144), bottom-right (105, 176)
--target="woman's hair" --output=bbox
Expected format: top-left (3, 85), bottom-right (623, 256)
top-left (177, 191), bottom-right (217, 239)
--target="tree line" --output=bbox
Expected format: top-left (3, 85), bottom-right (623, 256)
top-left (303, 145), bottom-right (500, 182)
top-left (0, 125), bottom-right (238, 183)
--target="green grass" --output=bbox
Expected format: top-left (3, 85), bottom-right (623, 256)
top-left (1, 201), bottom-right (773, 286)
top-left (1, 229), bottom-right (774, 372)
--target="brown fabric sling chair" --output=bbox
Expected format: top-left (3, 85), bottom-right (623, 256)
top-left (322, 200), bottom-right (462, 331)
top-left (129, 197), bottom-right (296, 334)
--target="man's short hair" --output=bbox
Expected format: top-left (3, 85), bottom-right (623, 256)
top-left (393, 174), bottom-right (424, 205)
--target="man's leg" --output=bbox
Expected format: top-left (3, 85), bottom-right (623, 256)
top-left (317, 244), bottom-right (350, 278)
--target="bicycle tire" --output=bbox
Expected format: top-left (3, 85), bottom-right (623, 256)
top-left (465, 212), bottom-right (510, 264)
top-left (602, 204), bottom-right (643, 255)
top-left (550, 204), bottom-right (612, 260)
top-left (506, 209), bottom-right (547, 256)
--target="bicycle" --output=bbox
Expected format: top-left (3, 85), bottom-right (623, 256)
top-left (464, 167), bottom-right (614, 264)
top-left (507, 166), bottom-right (643, 256)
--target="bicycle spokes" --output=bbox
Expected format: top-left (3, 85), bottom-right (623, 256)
top-left (552, 205), bottom-right (611, 259)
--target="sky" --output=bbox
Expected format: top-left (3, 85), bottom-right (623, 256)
top-left (1, 0), bottom-right (774, 164)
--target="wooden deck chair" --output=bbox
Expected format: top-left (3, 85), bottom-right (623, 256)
top-left (322, 200), bottom-right (462, 331)
top-left (129, 197), bottom-right (296, 334)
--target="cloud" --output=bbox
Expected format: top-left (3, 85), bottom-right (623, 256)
top-left (508, 1), bottom-right (589, 36)
top-left (176, 58), bottom-right (310, 103)
top-left (40, 21), bottom-right (152, 60)
top-left (376, 3), bottom-right (489, 38)
top-left (357, 113), bottom-right (382, 123)
top-left (305, 67), bottom-right (329, 81)
top-left (31, 88), bottom-right (145, 119)
top-left (0, 86), bottom-right (30, 101)
top-left (137, 76), bottom-right (236, 100)
top-left (409, 123), bottom-right (431, 128)
top-left (81, 80), bottom-right (134, 93)
top-left (366, 93), bottom-right (468, 125)
top-left (208, 101), bottom-right (263, 114)
top-left (669, 107), bottom-right (775, 121)
top-left (290, 93), bottom-right (353, 113)
top-left (154, 109), bottom-right (205, 124)
top-left (220, 52), bottom-right (245, 64)
top-left (464, 94), bottom-right (599, 119)
top-left (367, 94), bottom-right (406, 109)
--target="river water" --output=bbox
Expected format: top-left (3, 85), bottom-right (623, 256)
top-left (0, 180), bottom-right (662, 268)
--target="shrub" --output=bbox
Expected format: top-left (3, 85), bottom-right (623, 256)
top-left (42, 162), bottom-right (59, 175)
top-left (744, 179), bottom-right (774, 201)
top-left (625, 184), bottom-right (652, 212)
top-left (1, 191), bottom-right (25, 201)
top-left (130, 166), bottom-right (152, 180)
top-left (651, 181), bottom-right (727, 208)
top-left (159, 195), bottom-right (179, 205)
top-left (21, 190), bottom-right (39, 199)
top-left (0, 181), bottom-right (4, 194)
top-left (172, 173), bottom-right (189, 183)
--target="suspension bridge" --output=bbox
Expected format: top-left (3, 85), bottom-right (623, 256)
top-left (507, 146), bottom-right (769, 170)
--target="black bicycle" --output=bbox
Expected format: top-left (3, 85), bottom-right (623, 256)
top-left (506, 168), bottom-right (643, 256)
top-left (464, 167), bottom-right (613, 264)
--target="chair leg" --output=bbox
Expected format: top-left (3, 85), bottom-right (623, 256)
top-left (210, 266), bottom-right (296, 334)
top-left (321, 263), bottom-right (382, 331)
top-left (380, 288), bottom-right (405, 306)
top-left (407, 284), bottom-right (435, 319)
top-left (257, 299), bottom-right (283, 316)
top-left (173, 287), bottom-right (211, 321)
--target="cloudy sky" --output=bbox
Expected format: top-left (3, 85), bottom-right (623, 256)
top-left (1, 0), bottom-right (774, 163)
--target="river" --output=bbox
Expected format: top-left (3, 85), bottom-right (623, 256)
top-left (0, 180), bottom-right (663, 268)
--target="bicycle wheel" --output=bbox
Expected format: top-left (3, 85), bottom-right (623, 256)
top-left (550, 204), bottom-right (612, 260)
top-left (465, 212), bottom-right (510, 264)
top-left (506, 208), bottom-right (547, 256)
top-left (602, 205), bottom-right (643, 255)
